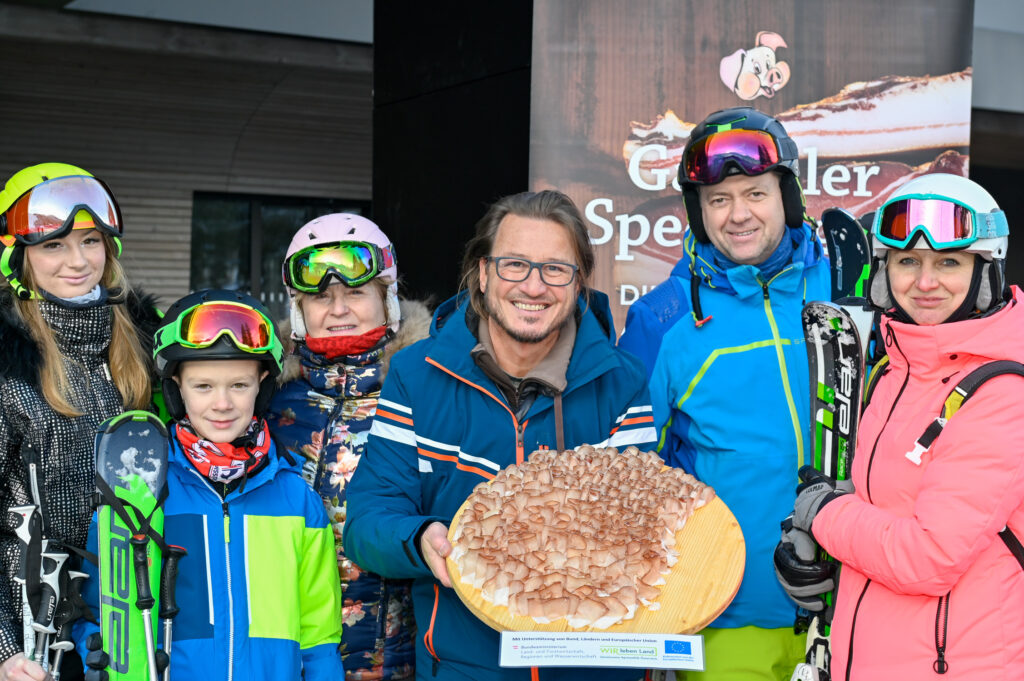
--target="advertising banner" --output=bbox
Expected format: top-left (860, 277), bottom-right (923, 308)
top-left (530, 0), bottom-right (974, 332)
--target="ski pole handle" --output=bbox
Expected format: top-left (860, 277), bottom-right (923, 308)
top-left (159, 545), bottom-right (186, 681)
top-left (32, 551), bottom-right (68, 668)
top-left (130, 535), bottom-right (156, 611)
top-left (12, 506), bottom-right (41, 587)
top-left (131, 535), bottom-right (160, 681)
top-left (158, 545), bottom-right (186, 621)
top-left (11, 505), bottom-right (40, 660)
top-left (33, 552), bottom-right (68, 634)
top-left (49, 568), bottom-right (87, 681)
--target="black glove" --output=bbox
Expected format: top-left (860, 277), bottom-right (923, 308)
top-left (792, 465), bottom-right (853, 536)
top-left (84, 632), bottom-right (109, 681)
top-left (774, 515), bottom-right (835, 613)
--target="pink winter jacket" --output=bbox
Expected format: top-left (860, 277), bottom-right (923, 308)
top-left (813, 287), bottom-right (1024, 681)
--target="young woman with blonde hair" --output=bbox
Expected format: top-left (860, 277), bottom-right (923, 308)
top-left (0, 163), bottom-right (161, 681)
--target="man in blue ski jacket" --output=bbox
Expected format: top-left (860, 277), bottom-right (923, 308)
top-left (618, 107), bottom-right (830, 680)
top-left (344, 190), bottom-right (657, 681)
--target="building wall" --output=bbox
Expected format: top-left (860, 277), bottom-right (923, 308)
top-left (0, 5), bottom-right (372, 307)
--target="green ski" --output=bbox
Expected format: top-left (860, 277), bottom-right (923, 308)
top-left (95, 410), bottom-right (169, 681)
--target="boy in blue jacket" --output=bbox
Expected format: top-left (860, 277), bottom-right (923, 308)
top-left (81, 289), bottom-right (343, 681)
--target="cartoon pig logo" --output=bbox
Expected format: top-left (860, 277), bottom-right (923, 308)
top-left (720, 31), bottom-right (791, 100)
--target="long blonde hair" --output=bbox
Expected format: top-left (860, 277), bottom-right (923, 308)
top-left (12, 237), bottom-right (152, 417)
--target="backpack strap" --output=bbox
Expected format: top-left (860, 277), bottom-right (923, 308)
top-left (863, 354), bottom-right (890, 408)
top-left (902, 360), bottom-right (1024, 570)
top-left (905, 360), bottom-right (1024, 465)
top-left (1000, 527), bottom-right (1024, 572)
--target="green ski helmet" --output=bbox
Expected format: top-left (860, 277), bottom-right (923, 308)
top-left (0, 163), bottom-right (124, 299)
top-left (154, 289), bottom-right (284, 421)
top-left (678, 107), bottom-right (806, 243)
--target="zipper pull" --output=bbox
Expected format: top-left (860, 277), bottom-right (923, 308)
top-left (223, 503), bottom-right (230, 543)
top-left (102, 362), bottom-right (112, 381)
top-left (432, 658), bottom-right (439, 676)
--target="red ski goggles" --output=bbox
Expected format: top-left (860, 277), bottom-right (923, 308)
top-left (156, 301), bottom-right (280, 360)
top-left (283, 241), bottom-right (395, 293)
top-left (681, 128), bottom-right (783, 185)
top-left (875, 196), bottom-right (1009, 250)
top-left (2, 175), bottom-right (122, 245)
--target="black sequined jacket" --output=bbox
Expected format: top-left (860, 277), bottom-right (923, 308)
top-left (0, 287), bottom-right (162, 661)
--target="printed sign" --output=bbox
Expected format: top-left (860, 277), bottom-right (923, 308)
top-left (499, 632), bottom-right (705, 670)
top-left (530, 0), bottom-right (973, 331)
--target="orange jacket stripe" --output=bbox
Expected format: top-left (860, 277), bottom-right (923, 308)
top-left (375, 408), bottom-right (414, 426)
top-left (416, 448), bottom-right (496, 480)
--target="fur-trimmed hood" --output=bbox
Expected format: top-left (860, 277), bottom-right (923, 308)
top-left (278, 298), bottom-right (433, 383)
top-left (0, 286), bottom-right (164, 387)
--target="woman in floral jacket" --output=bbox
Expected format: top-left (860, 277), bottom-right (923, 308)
top-left (267, 214), bottom-right (431, 681)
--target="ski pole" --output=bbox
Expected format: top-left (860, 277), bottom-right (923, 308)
top-left (158, 545), bottom-right (186, 681)
top-left (130, 534), bottom-right (160, 681)
top-left (50, 569), bottom-right (88, 681)
top-left (21, 442), bottom-right (47, 661)
top-left (32, 547), bottom-right (68, 669)
top-left (11, 505), bottom-right (40, 661)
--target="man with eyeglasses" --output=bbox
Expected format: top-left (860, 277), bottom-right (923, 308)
top-left (344, 190), bottom-right (657, 681)
top-left (618, 108), bottom-right (831, 681)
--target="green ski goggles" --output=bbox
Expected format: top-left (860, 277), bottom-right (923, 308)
top-left (283, 241), bottom-right (396, 293)
top-left (155, 300), bottom-right (283, 364)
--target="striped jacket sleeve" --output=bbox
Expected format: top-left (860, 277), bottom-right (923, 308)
top-left (343, 365), bottom-right (445, 579)
top-left (598, 378), bottom-right (658, 452)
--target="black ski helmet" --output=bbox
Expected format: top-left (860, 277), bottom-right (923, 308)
top-left (678, 107), bottom-right (806, 243)
top-left (154, 289), bottom-right (283, 421)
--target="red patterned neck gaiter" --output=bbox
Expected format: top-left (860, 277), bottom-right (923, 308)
top-left (306, 325), bottom-right (388, 359)
top-left (176, 418), bottom-right (271, 483)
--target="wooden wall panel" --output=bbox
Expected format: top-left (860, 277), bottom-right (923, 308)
top-left (0, 19), bottom-right (371, 308)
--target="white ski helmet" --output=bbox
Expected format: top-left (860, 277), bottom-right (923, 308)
top-left (867, 173), bottom-right (1010, 317)
top-left (282, 213), bottom-right (400, 340)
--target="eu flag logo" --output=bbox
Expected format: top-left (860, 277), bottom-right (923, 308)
top-left (665, 640), bottom-right (691, 655)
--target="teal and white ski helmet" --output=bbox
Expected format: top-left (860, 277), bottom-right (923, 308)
top-left (867, 173), bottom-right (1010, 317)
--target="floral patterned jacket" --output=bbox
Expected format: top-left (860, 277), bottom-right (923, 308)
top-left (267, 300), bottom-right (431, 681)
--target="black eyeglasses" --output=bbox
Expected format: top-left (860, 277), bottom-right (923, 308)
top-left (486, 256), bottom-right (579, 286)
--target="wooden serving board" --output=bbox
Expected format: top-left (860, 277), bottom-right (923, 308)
top-left (445, 494), bottom-right (744, 634)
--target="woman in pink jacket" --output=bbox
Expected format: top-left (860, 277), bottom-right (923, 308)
top-left (776, 173), bottom-right (1024, 680)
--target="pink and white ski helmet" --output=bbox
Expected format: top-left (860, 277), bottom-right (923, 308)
top-left (283, 213), bottom-right (400, 339)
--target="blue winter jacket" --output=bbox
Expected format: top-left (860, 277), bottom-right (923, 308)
top-left (78, 429), bottom-right (344, 681)
top-left (618, 224), bottom-right (830, 630)
top-left (343, 291), bottom-right (657, 681)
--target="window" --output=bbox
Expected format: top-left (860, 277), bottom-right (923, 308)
top-left (190, 192), bottom-right (371, 323)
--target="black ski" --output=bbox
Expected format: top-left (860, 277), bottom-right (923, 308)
top-left (821, 208), bottom-right (871, 302)
top-left (792, 301), bottom-right (867, 681)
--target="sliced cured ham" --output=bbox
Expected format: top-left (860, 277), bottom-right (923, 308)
top-left (450, 445), bottom-right (715, 630)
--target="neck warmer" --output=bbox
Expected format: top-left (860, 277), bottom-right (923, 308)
top-left (37, 298), bottom-right (113, 358)
top-left (306, 325), bottom-right (389, 359)
top-left (711, 225), bottom-right (797, 279)
top-left (176, 417), bottom-right (271, 484)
